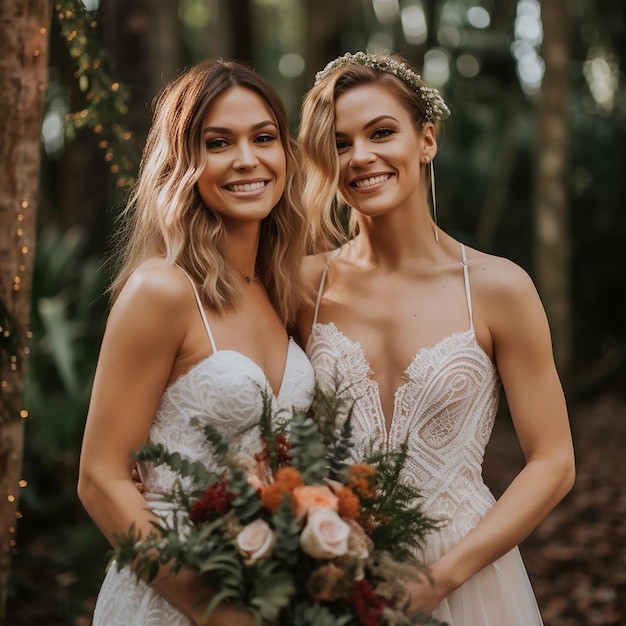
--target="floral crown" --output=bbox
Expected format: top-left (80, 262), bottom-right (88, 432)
top-left (314, 51), bottom-right (451, 123)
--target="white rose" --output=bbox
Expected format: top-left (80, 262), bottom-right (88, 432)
top-left (300, 509), bottom-right (351, 559)
top-left (236, 519), bottom-right (275, 565)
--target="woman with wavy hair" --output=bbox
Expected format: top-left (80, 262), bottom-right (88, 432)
top-left (297, 51), bottom-right (575, 625)
top-left (78, 59), bottom-right (314, 625)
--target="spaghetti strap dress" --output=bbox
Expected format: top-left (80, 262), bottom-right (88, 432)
top-left (91, 267), bottom-right (315, 626)
top-left (306, 243), bottom-right (544, 626)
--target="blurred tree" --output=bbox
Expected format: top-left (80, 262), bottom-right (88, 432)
top-left (0, 0), bottom-right (50, 619)
top-left (535, 0), bottom-right (571, 383)
top-left (216, 0), bottom-right (253, 62)
top-left (300, 0), bottom-right (362, 88)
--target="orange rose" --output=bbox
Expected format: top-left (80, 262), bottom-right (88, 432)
top-left (292, 485), bottom-right (338, 520)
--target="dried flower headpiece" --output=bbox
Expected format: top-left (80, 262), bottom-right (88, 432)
top-left (314, 51), bottom-right (451, 123)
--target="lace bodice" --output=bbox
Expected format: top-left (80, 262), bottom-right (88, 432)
top-left (139, 339), bottom-right (315, 500)
top-left (307, 322), bottom-right (499, 533)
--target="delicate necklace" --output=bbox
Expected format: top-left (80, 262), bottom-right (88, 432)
top-left (239, 270), bottom-right (259, 285)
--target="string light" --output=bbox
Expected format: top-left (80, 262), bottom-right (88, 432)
top-left (56, 0), bottom-right (136, 188)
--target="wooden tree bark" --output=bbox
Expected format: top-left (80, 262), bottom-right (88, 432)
top-left (0, 0), bottom-right (50, 618)
top-left (535, 0), bottom-right (571, 384)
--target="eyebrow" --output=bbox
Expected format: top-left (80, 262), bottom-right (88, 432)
top-left (335, 114), bottom-right (399, 137)
top-left (203, 120), bottom-right (278, 134)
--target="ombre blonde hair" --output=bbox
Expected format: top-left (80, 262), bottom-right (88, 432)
top-left (298, 53), bottom-right (444, 252)
top-left (109, 59), bottom-right (308, 324)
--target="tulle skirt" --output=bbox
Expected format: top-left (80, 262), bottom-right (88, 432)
top-left (426, 525), bottom-right (543, 625)
top-left (91, 562), bottom-right (194, 626)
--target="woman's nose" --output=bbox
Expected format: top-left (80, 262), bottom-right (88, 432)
top-left (349, 139), bottom-right (375, 167)
top-left (233, 141), bottom-right (259, 169)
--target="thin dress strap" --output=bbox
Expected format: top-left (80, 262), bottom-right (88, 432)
top-left (175, 264), bottom-right (217, 353)
top-left (312, 248), bottom-right (342, 326)
top-left (460, 243), bottom-right (474, 331)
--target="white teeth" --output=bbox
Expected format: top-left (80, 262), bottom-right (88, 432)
top-left (354, 174), bottom-right (390, 188)
top-left (227, 181), bottom-right (266, 192)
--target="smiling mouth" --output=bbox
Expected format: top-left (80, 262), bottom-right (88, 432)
top-left (225, 181), bottom-right (267, 192)
top-left (352, 174), bottom-right (391, 188)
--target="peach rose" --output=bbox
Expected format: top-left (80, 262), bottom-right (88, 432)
top-left (292, 485), bottom-right (338, 520)
top-left (236, 519), bottom-right (275, 565)
top-left (300, 509), bottom-right (351, 559)
top-left (346, 520), bottom-right (372, 561)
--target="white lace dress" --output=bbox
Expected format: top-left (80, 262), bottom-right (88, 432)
top-left (306, 244), bottom-right (543, 626)
top-left (91, 273), bottom-right (315, 626)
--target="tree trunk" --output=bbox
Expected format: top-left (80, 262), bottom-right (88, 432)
top-left (0, 0), bottom-right (50, 618)
top-left (301, 0), bottom-right (360, 90)
top-left (216, 0), bottom-right (253, 62)
top-left (535, 0), bottom-right (571, 385)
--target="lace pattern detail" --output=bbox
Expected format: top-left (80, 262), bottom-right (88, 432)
top-left (307, 322), bottom-right (500, 537)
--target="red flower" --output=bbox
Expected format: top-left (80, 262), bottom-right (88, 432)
top-left (189, 480), bottom-right (234, 525)
top-left (275, 433), bottom-right (293, 465)
top-left (255, 434), bottom-right (293, 467)
top-left (347, 579), bottom-right (385, 626)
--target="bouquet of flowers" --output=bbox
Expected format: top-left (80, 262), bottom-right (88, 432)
top-left (114, 385), bottom-right (447, 626)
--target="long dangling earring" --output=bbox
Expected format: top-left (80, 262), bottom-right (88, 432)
top-left (425, 156), bottom-right (439, 243)
top-left (430, 160), bottom-right (439, 243)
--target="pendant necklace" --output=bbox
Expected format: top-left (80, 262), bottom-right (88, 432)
top-left (240, 270), bottom-right (259, 285)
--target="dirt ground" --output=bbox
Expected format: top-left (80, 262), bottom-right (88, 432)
top-left (483, 391), bottom-right (626, 625)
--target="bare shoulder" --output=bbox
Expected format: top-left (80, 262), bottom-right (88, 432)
top-left (108, 259), bottom-right (196, 344)
top-left (464, 246), bottom-right (552, 355)
top-left (465, 247), bottom-right (539, 308)
top-left (118, 259), bottom-right (192, 307)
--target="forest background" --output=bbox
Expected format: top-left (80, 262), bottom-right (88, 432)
top-left (1, 0), bottom-right (625, 624)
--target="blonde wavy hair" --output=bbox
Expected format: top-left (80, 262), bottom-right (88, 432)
top-left (109, 59), bottom-right (308, 324)
top-left (298, 53), bottom-right (443, 252)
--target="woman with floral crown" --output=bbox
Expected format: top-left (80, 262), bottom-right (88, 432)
top-left (297, 51), bottom-right (575, 625)
top-left (78, 59), bottom-right (314, 625)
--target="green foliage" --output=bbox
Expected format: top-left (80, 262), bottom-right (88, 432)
top-left (365, 442), bottom-right (441, 562)
top-left (271, 496), bottom-right (301, 565)
top-left (25, 225), bottom-right (107, 470)
top-left (288, 410), bottom-right (329, 484)
top-left (308, 379), bottom-right (357, 481)
top-left (131, 443), bottom-right (215, 490)
top-left (290, 603), bottom-right (353, 626)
